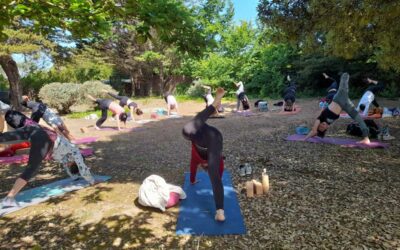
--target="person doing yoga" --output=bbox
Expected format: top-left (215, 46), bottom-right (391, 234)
top-left (282, 75), bottom-right (297, 112)
top-left (356, 77), bottom-right (385, 116)
top-left (163, 92), bottom-right (179, 116)
top-left (182, 87), bottom-right (226, 222)
top-left (305, 73), bottom-right (370, 144)
top-left (102, 90), bottom-right (143, 121)
top-left (21, 96), bottom-right (75, 140)
top-left (323, 73), bottom-right (338, 104)
top-left (87, 95), bottom-right (128, 131)
top-left (0, 111), bottom-right (95, 208)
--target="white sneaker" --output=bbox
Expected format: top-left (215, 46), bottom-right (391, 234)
top-left (382, 134), bottom-right (395, 141)
top-left (1, 197), bottom-right (19, 208)
top-left (239, 165), bottom-right (246, 177)
top-left (245, 163), bottom-right (252, 176)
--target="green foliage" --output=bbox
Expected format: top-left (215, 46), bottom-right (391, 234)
top-left (39, 82), bottom-right (80, 114)
top-left (78, 81), bottom-right (116, 105)
top-left (186, 79), bottom-right (206, 97)
top-left (257, 0), bottom-right (400, 73)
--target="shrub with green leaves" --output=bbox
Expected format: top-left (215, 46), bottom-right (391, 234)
top-left (39, 82), bottom-right (80, 114)
top-left (78, 80), bottom-right (117, 105)
top-left (186, 79), bottom-right (206, 97)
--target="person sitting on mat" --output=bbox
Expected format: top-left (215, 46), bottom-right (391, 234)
top-left (305, 73), bottom-right (370, 144)
top-left (86, 95), bottom-right (128, 131)
top-left (163, 92), bottom-right (179, 116)
top-left (323, 72), bottom-right (338, 104)
top-left (21, 96), bottom-right (75, 141)
top-left (102, 90), bottom-right (143, 122)
top-left (0, 110), bottom-right (95, 208)
top-left (182, 87), bottom-right (226, 222)
top-left (356, 77), bottom-right (385, 116)
top-left (282, 75), bottom-right (297, 112)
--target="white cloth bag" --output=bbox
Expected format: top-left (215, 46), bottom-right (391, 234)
top-left (138, 175), bottom-right (186, 211)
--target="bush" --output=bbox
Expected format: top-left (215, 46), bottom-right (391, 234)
top-left (186, 79), bottom-right (206, 97)
top-left (39, 82), bottom-right (80, 114)
top-left (78, 81), bottom-right (117, 106)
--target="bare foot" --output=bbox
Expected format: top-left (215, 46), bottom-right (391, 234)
top-left (358, 137), bottom-right (370, 144)
top-left (212, 87), bottom-right (225, 109)
top-left (94, 126), bottom-right (101, 131)
top-left (215, 209), bottom-right (225, 222)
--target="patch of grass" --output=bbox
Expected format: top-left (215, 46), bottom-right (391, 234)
top-left (66, 110), bottom-right (114, 119)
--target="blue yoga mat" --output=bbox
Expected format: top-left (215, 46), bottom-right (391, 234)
top-left (176, 171), bottom-right (246, 235)
top-left (0, 175), bottom-right (111, 216)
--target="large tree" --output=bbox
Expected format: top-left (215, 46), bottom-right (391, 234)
top-left (0, 0), bottom-right (116, 109)
top-left (257, 0), bottom-right (400, 72)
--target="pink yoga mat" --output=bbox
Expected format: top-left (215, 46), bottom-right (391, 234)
top-left (72, 137), bottom-right (98, 144)
top-left (340, 113), bottom-right (382, 120)
top-left (235, 110), bottom-right (256, 117)
top-left (0, 148), bottom-right (94, 165)
top-left (285, 134), bottom-right (389, 149)
top-left (278, 106), bottom-right (301, 115)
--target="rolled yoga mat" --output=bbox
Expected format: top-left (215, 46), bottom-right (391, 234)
top-left (340, 113), bottom-right (382, 119)
top-left (0, 175), bottom-right (111, 216)
top-left (176, 171), bottom-right (246, 235)
top-left (0, 148), bottom-right (94, 165)
top-left (285, 134), bottom-right (389, 149)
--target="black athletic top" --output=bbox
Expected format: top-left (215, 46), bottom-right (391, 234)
top-left (317, 108), bottom-right (339, 125)
top-left (283, 84), bottom-right (296, 103)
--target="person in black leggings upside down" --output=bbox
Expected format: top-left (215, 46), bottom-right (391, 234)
top-left (182, 87), bottom-right (226, 222)
top-left (282, 75), bottom-right (297, 112)
top-left (102, 90), bottom-right (143, 121)
top-left (305, 73), bottom-right (370, 144)
top-left (1, 111), bottom-right (95, 208)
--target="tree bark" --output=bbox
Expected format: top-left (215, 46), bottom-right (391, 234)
top-left (0, 55), bottom-right (22, 110)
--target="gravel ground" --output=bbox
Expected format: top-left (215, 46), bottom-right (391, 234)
top-left (0, 98), bottom-right (399, 249)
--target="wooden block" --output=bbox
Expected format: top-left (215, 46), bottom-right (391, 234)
top-left (253, 179), bottom-right (263, 196)
top-left (262, 174), bottom-right (270, 193)
top-left (246, 181), bottom-right (254, 198)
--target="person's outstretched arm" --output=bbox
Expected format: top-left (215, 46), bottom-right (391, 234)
top-left (305, 120), bottom-right (320, 140)
top-left (87, 94), bottom-right (96, 102)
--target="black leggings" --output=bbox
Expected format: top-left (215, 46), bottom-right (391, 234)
top-left (0, 125), bottom-right (52, 181)
top-left (96, 109), bottom-right (108, 127)
top-left (182, 105), bottom-right (224, 210)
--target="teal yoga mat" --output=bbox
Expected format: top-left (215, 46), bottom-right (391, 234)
top-left (176, 171), bottom-right (246, 235)
top-left (0, 175), bottom-right (111, 216)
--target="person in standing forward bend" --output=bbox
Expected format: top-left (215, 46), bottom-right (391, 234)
top-left (182, 87), bottom-right (226, 222)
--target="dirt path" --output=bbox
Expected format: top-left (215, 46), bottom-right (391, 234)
top-left (1, 98), bottom-right (399, 249)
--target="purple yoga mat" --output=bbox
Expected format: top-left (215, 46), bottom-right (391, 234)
top-left (285, 134), bottom-right (389, 149)
top-left (0, 148), bottom-right (94, 165)
top-left (94, 126), bottom-right (145, 132)
top-left (72, 137), bottom-right (98, 144)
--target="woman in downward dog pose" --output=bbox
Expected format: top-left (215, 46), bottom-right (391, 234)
top-left (305, 73), bottom-right (370, 144)
top-left (103, 90), bottom-right (143, 121)
top-left (87, 95), bottom-right (128, 131)
top-left (182, 87), bottom-right (226, 222)
top-left (0, 111), bottom-right (95, 208)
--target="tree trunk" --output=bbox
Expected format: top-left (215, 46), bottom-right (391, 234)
top-left (0, 55), bottom-right (22, 110)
